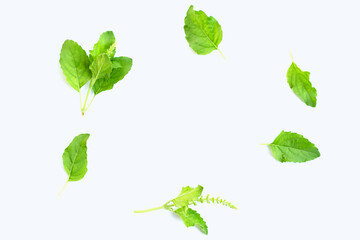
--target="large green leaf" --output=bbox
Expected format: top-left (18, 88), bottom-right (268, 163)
top-left (59, 40), bottom-right (92, 92)
top-left (62, 133), bottom-right (90, 181)
top-left (92, 57), bottom-right (133, 95)
top-left (175, 207), bottom-right (208, 235)
top-left (90, 31), bottom-right (116, 61)
top-left (171, 185), bottom-right (203, 208)
top-left (268, 131), bottom-right (320, 163)
top-left (184, 5), bottom-right (223, 55)
top-left (287, 61), bottom-right (317, 107)
top-left (89, 54), bottom-right (112, 88)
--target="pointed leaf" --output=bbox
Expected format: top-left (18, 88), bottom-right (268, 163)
top-left (59, 40), bottom-right (91, 92)
top-left (175, 207), bottom-right (208, 235)
top-left (90, 31), bottom-right (116, 61)
top-left (171, 185), bottom-right (203, 208)
top-left (268, 131), bottom-right (320, 163)
top-left (184, 5), bottom-right (223, 55)
top-left (62, 134), bottom-right (90, 181)
top-left (287, 62), bottom-right (317, 107)
top-left (92, 57), bottom-right (133, 95)
top-left (89, 54), bottom-right (112, 87)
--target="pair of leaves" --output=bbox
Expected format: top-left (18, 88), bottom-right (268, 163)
top-left (267, 131), bottom-right (320, 163)
top-left (265, 58), bottom-right (319, 163)
top-left (168, 186), bottom-right (208, 234)
top-left (59, 31), bottom-right (132, 114)
top-left (134, 185), bottom-right (236, 235)
top-left (183, 6), bottom-right (319, 107)
top-left (184, 5), bottom-right (224, 58)
top-left (266, 58), bottom-right (319, 162)
top-left (60, 133), bottom-right (90, 194)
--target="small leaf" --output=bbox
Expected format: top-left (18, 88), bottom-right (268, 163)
top-left (59, 40), bottom-right (92, 92)
top-left (62, 133), bottom-right (90, 181)
top-left (92, 57), bottom-right (133, 95)
top-left (184, 5), bottom-right (223, 56)
top-left (268, 131), bottom-right (320, 163)
top-left (89, 54), bottom-right (112, 88)
top-left (175, 207), bottom-right (208, 234)
top-left (90, 31), bottom-right (116, 61)
top-left (287, 61), bottom-right (317, 107)
top-left (171, 185), bottom-right (203, 208)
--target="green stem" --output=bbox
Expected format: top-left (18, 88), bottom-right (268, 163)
top-left (134, 206), bottom-right (164, 213)
top-left (58, 179), bottom-right (69, 196)
top-left (290, 52), bottom-right (294, 62)
top-left (218, 48), bottom-right (226, 60)
top-left (84, 95), bottom-right (95, 112)
top-left (260, 143), bottom-right (269, 145)
top-left (81, 83), bottom-right (93, 115)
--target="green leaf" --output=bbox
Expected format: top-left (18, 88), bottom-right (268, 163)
top-left (184, 5), bottom-right (223, 56)
top-left (287, 61), bottom-right (317, 107)
top-left (175, 207), bottom-right (208, 235)
top-left (111, 58), bottom-right (122, 68)
top-left (90, 31), bottom-right (116, 61)
top-left (267, 131), bottom-right (320, 163)
top-left (92, 57), bottom-right (133, 95)
top-left (62, 133), bottom-right (90, 181)
top-left (134, 185), bottom-right (236, 235)
top-left (171, 185), bottom-right (203, 208)
top-left (89, 54), bottom-right (112, 88)
top-left (59, 40), bottom-right (92, 92)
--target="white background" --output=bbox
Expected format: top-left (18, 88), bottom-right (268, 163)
top-left (1, 0), bottom-right (360, 239)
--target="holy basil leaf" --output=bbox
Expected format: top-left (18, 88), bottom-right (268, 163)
top-left (89, 31), bottom-right (116, 61)
top-left (134, 185), bottom-right (236, 235)
top-left (287, 61), bottom-right (317, 107)
top-left (175, 207), bottom-right (208, 235)
top-left (267, 131), bottom-right (320, 163)
top-left (89, 54), bottom-right (112, 88)
top-left (62, 133), bottom-right (90, 182)
top-left (184, 5), bottom-right (224, 57)
top-left (59, 40), bottom-right (92, 92)
top-left (92, 57), bottom-right (133, 95)
top-left (59, 31), bottom-right (132, 115)
top-left (171, 185), bottom-right (203, 208)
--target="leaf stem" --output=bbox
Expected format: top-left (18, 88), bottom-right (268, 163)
top-left (134, 206), bottom-right (164, 213)
top-left (260, 143), bottom-right (269, 145)
top-left (58, 179), bottom-right (69, 196)
top-left (290, 52), bottom-right (294, 62)
top-left (218, 48), bottom-right (226, 60)
top-left (81, 83), bottom-right (93, 115)
top-left (84, 95), bottom-right (95, 112)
